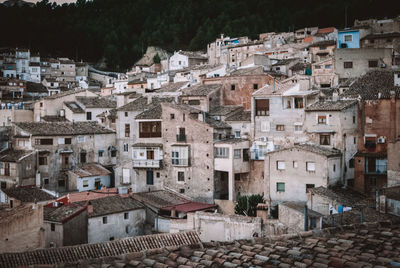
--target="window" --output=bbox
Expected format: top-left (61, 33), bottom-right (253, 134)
top-left (146, 170), bottom-right (154, 185)
top-left (293, 161), bottom-right (298, 168)
top-left (234, 131), bottom-right (241, 138)
top-left (353, 116), bottom-right (356, 124)
top-left (99, 150), bottom-right (104, 157)
top-left (234, 149), bottom-right (241, 159)
top-left (77, 136), bottom-right (85, 143)
top-left (179, 189), bottom-right (185, 194)
top-left (315, 65), bottom-right (321, 69)
top-left (318, 115), bottom-right (327, 124)
top-left (80, 152), bottom-right (86, 163)
top-left (123, 143), bottom-right (129, 152)
top-left (83, 180), bottom-right (89, 187)
top-left (1, 182), bottom-right (6, 189)
top-left (65, 138), bottom-right (71, 144)
top-left (344, 34), bottom-right (353, 42)
top-left (178, 171), bottom-right (185, 182)
top-left (349, 158), bottom-right (355, 168)
top-left (95, 178), bottom-right (101, 189)
top-left (243, 149), bottom-right (249, 162)
top-left (306, 184), bottom-right (315, 192)
top-left (215, 147), bottom-right (229, 158)
top-left (365, 136), bottom-right (376, 149)
top-left (103, 217), bottom-right (108, 224)
top-left (344, 61), bottom-right (353, 69)
top-left (253, 84), bottom-right (258, 90)
top-left (172, 146), bottom-right (190, 166)
top-left (306, 162), bottom-right (316, 172)
top-left (368, 60), bottom-right (378, 68)
top-left (294, 124), bottom-right (303, 132)
top-left (235, 173), bottom-right (241, 180)
top-left (255, 99), bottom-right (270, 116)
top-left (276, 125), bottom-right (285, 131)
top-left (111, 150), bottom-right (117, 157)
top-left (277, 161), bottom-right (285, 170)
top-left (125, 124), bottom-right (130, 137)
top-left (277, 182), bottom-right (285, 192)
top-left (51, 223), bottom-right (55, 231)
top-left (35, 138), bottom-right (53, 145)
top-left (86, 112), bottom-right (92, 121)
top-left (294, 98), bottom-right (303, 109)
top-left (44, 178), bottom-right (49, 184)
top-left (124, 212), bottom-right (129, 220)
top-left (354, 137), bottom-right (357, 144)
top-left (170, 113), bottom-right (175, 119)
top-left (39, 156), bottom-right (47, 165)
top-left (40, 102), bottom-right (43, 107)
top-left (320, 134), bottom-right (331, 145)
top-left (333, 164), bottom-right (336, 172)
top-left (58, 179), bottom-right (65, 187)
top-left (231, 84), bottom-right (236, 91)
top-left (139, 121), bottom-right (161, 138)
top-left (156, 172), bottom-right (160, 178)
top-left (325, 64), bottom-right (332, 69)
top-left (188, 100), bottom-right (200, 105)
top-left (125, 112), bottom-right (128, 117)
top-left (177, 128), bottom-right (186, 142)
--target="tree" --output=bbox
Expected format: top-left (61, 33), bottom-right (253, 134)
top-left (153, 53), bottom-right (161, 64)
top-left (234, 194), bottom-right (264, 217)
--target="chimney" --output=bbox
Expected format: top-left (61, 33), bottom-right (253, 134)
top-left (272, 78), bottom-right (276, 93)
top-left (147, 95), bottom-right (152, 104)
top-left (332, 91), bottom-right (339, 102)
top-left (87, 204), bottom-right (93, 214)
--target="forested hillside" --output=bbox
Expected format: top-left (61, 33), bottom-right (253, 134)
top-left (1, 0), bottom-right (398, 71)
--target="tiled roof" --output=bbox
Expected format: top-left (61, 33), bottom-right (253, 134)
top-left (40, 115), bottom-right (70, 122)
top-left (342, 70), bottom-right (400, 100)
top-left (225, 110), bottom-right (251, 121)
top-left (253, 81), bottom-right (296, 96)
top-left (290, 62), bottom-right (311, 71)
top-left (76, 96), bottom-right (116, 108)
top-left (271, 143), bottom-right (341, 157)
top-left (116, 96), bottom-right (175, 112)
top-left (208, 105), bottom-right (242, 116)
top-left (229, 66), bottom-right (264, 76)
top-left (162, 202), bottom-right (217, 214)
top-left (18, 221), bottom-right (400, 268)
top-left (70, 163), bottom-right (111, 178)
top-left (133, 190), bottom-right (190, 210)
top-left (26, 82), bottom-right (47, 93)
top-left (317, 27), bottom-right (336, 34)
top-left (309, 186), bottom-right (369, 208)
top-left (2, 186), bottom-right (55, 203)
top-left (272, 58), bottom-right (299, 66)
top-left (0, 149), bottom-right (34, 162)
top-left (181, 84), bottom-right (221, 96)
top-left (281, 201), bottom-right (323, 218)
top-left (57, 188), bottom-right (120, 204)
top-left (135, 104), bottom-right (162, 120)
top-left (44, 204), bottom-right (86, 223)
top-left (305, 100), bottom-right (357, 111)
top-left (308, 40), bottom-right (336, 47)
top-left (14, 121), bottom-right (114, 136)
top-left (80, 195), bottom-right (144, 218)
top-left (205, 117), bottom-right (232, 129)
top-left (158, 81), bottom-right (188, 92)
top-left (0, 231), bottom-right (200, 267)
top-left (43, 88), bottom-right (87, 100)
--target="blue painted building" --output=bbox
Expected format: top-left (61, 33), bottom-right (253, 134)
top-left (337, 30), bottom-right (360, 48)
top-left (68, 163), bottom-right (111, 192)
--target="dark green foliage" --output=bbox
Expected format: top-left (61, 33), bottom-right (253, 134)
top-left (153, 53), bottom-right (161, 64)
top-left (234, 194), bottom-right (264, 217)
top-left (0, 0), bottom-right (398, 71)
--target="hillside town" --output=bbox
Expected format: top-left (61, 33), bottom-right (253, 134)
top-left (1, 15), bottom-right (400, 267)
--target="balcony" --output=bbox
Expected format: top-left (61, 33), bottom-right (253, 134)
top-left (176, 134), bottom-right (186, 142)
top-left (172, 158), bottom-right (190, 166)
top-left (133, 159), bottom-right (162, 168)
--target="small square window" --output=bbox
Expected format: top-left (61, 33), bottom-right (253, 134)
top-left (156, 172), bottom-right (160, 178)
top-left (344, 61), bottom-right (353, 69)
top-left (349, 158), bottom-right (355, 168)
top-left (44, 178), bottom-right (49, 184)
top-left (320, 134), bottom-right (331, 145)
top-left (178, 171), bottom-right (185, 182)
top-left (99, 151), bottom-right (104, 157)
top-left (253, 84), bottom-right (258, 90)
top-left (51, 223), bottom-right (55, 231)
top-left (103, 216), bottom-right (108, 224)
top-left (1, 181), bottom-right (6, 189)
top-left (276, 125), bottom-right (285, 131)
top-left (306, 184), bottom-right (315, 192)
top-left (83, 180), bottom-right (89, 187)
top-left (293, 161), bottom-right (298, 168)
top-left (170, 114), bottom-right (175, 119)
top-left (124, 212), bottom-right (129, 220)
top-left (318, 115), bottom-right (327, 124)
top-left (306, 162), bottom-right (316, 172)
top-left (368, 60), bottom-right (378, 68)
top-left (235, 173), bottom-right (241, 181)
top-left (277, 182), bottom-right (285, 192)
top-left (234, 149), bottom-right (241, 159)
top-left (277, 161), bottom-right (285, 170)
top-left (231, 84), bottom-right (235, 91)
top-left (125, 112), bottom-right (128, 117)
top-left (179, 188), bottom-right (185, 194)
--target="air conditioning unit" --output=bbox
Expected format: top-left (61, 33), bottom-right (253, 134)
top-left (259, 137), bottom-right (268, 142)
top-left (378, 137), bottom-right (386, 143)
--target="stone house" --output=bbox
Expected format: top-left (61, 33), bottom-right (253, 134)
top-left (0, 149), bottom-right (36, 188)
top-left (202, 70), bottom-right (274, 110)
top-left (0, 203), bottom-right (45, 253)
top-left (207, 34), bottom-right (250, 66)
top-left (68, 163), bottom-right (111, 192)
top-left (271, 58), bottom-right (300, 76)
top-left (340, 71), bottom-right (400, 193)
top-left (304, 99), bottom-right (358, 183)
top-left (58, 58), bottom-right (76, 83)
top-left (224, 110), bottom-right (251, 139)
top-left (311, 57), bottom-right (338, 88)
top-left (309, 40), bottom-right (336, 64)
top-left (63, 96), bottom-right (116, 122)
top-left (264, 144), bottom-right (342, 206)
top-left (0, 186), bottom-right (55, 207)
top-left (169, 50), bottom-right (207, 71)
top-left (278, 202), bottom-right (323, 232)
top-left (29, 62), bottom-right (41, 83)
top-left (75, 62), bottom-right (88, 82)
top-left (180, 84), bottom-right (221, 112)
top-left (33, 88), bottom-right (97, 122)
top-left (82, 195), bottom-right (145, 243)
top-left (334, 48), bottom-right (392, 79)
top-left (12, 121), bottom-right (116, 192)
top-left (43, 202), bottom-right (87, 248)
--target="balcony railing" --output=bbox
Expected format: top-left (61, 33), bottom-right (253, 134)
top-left (176, 134), bottom-right (186, 142)
top-left (172, 158), bottom-right (189, 166)
top-left (133, 159), bottom-right (161, 168)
